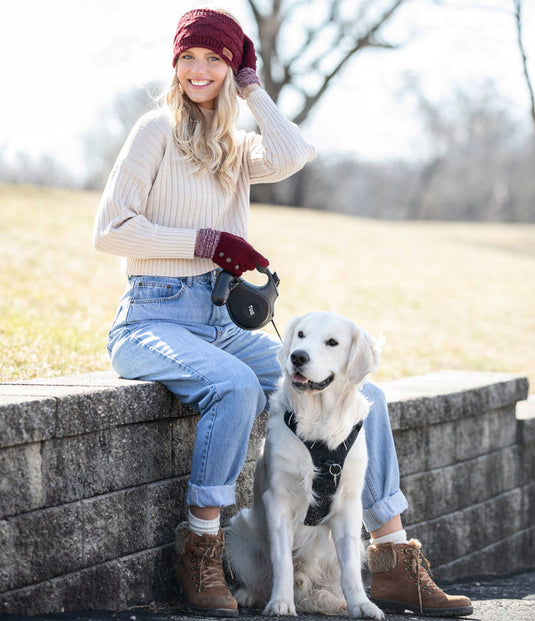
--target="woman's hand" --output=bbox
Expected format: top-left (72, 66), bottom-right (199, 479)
top-left (195, 229), bottom-right (269, 277)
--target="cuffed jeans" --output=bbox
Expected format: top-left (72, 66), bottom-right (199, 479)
top-left (107, 271), bottom-right (408, 532)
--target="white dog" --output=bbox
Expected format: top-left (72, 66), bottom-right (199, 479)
top-left (225, 312), bottom-right (385, 619)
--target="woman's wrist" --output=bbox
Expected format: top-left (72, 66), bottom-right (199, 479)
top-left (239, 83), bottom-right (261, 98)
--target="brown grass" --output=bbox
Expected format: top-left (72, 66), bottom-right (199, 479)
top-left (1, 183), bottom-right (533, 394)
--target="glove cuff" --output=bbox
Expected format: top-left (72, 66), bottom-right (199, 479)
top-left (195, 228), bottom-right (221, 259)
top-left (236, 67), bottom-right (261, 92)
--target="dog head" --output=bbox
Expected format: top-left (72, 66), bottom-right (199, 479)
top-left (277, 311), bottom-right (382, 392)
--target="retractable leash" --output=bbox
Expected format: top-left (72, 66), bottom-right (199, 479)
top-left (211, 265), bottom-right (283, 341)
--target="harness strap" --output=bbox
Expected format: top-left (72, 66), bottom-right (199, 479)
top-left (284, 410), bottom-right (363, 526)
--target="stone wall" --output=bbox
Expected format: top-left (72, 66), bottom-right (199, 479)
top-left (0, 370), bottom-right (532, 615)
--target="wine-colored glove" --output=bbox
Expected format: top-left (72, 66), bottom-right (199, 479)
top-left (195, 228), bottom-right (269, 277)
top-left (236, 35), bottom-right (261, 96)
top-left (240, 35), bottom-right (257, 72)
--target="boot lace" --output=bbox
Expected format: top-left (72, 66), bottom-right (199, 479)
top-left (402, 542), bottom-right (438, 614)
top-left (192, 533), bottom-right (232, 593)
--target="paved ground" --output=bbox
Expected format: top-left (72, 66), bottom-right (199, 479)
top-left (2, 570), bottom-right (534, 621)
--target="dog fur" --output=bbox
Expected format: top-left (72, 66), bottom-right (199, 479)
top-left (225, 311), bottom-right (385, 619)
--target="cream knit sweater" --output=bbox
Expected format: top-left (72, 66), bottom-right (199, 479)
top-left (94, 89), bottom-right (315, 277)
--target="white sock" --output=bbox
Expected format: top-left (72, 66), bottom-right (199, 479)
top-left (371, 529), bottom-right (408, 545)
top-left (188, 510), bottom-right (220, 537)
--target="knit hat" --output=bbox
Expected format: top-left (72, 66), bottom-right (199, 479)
top-left (172, 8), bottom-right (256, 74)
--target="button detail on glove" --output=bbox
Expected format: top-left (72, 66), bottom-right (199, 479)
top-left (195, 228), bottom-right (268, 277)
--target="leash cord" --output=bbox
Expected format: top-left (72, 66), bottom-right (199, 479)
top-left (271, 319), bottom-right (282, 342)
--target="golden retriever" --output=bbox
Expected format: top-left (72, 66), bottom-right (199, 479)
top-left (226, 311), bottom-right (385, 619)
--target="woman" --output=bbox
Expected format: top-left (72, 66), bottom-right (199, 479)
top-left (94, 8), bottom-right (471, 618)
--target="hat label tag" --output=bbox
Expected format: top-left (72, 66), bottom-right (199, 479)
top-left (222, 47), bottom-right (233, 61)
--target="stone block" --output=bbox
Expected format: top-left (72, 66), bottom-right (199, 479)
top-left (57, 560), bottom-right (122, 613)
top-left (82, 478), bottom-right (187, 566)
top-left (401, 445), bottom-right (522, 525)
top-left (42, 420), bottom-right (174, 506)
top-left (522, 482), bottom-right (535, 523)
top-left (0, 395), bottom-right (56, 449)
top-left (0, 543), bottom-right (177, 616)
top-left (0, 443), bottom-right (43, 518)
top-left (393, 425), bottom-right (428, 476)
top-left (172, 414), bottom-right (198, 477)
top-left (395, 406), bottom-right (517, 477)
top-left (0, 576), bottom-right (63, 616)
top-left (54, 383), bottom-right (177, 438)
top-left (417, 488), bottom-right (524, 567)
top-left (119, 544), bottom-right (176, 607)
top-left (0, 519), bottom-right (13, 592)
top-left (453, 406), bottom-right (517, 462)
top-left (383, 371), bottom-right (529, 431)
top-left (435, 527), bottom-right (535, 581)
top-left (1, 502), bottom-right (84, 591)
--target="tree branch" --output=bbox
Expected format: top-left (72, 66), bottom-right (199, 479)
top-left (291, 0), bottom-right (408, 125)
top-left (513, 0), bottom-right (535, 132)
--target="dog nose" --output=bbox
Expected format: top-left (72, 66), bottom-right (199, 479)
top-left (291, 350), bottom-right (309, 368)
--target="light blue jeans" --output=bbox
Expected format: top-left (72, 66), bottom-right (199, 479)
top-left (107, 271), bottom-right (408, 532)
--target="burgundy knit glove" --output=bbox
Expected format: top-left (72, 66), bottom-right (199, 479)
top-left (240, 35), bottom-right (257, 72)
top-left (236, 35), bottom-right (261, 96)
top-left (195, 228), bottom-right (269, 277)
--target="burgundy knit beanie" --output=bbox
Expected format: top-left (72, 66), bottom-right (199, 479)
top-left (172, 8), bottom-right (256, 73)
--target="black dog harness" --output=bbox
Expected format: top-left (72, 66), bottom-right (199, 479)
top-left (284, 410), bottom-right (363, 526)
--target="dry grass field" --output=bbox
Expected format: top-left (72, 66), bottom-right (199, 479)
top-left (1, 183), bottom-right (534, 394)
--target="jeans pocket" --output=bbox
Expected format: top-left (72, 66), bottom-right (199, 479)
top-left (131, 278), bottom-right (185, 304)
top-left (125, 277), bottom-right (186, 324)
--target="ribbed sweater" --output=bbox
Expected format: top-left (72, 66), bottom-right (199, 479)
top-left (94, 88), bottom-right (315, 277)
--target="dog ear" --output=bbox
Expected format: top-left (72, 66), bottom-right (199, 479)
top-left (277, 315), bottom-right (303, 369)
top-left (347, 326), bottom-right (383, 385)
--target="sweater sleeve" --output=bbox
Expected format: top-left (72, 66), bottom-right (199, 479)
top-left (93, 112), bottom-right (198, 259)
top-left (244, 89), bottom-right (316, 184)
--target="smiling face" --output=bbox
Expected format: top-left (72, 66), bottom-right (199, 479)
top-left (175, 47), bottom-right (229, 109)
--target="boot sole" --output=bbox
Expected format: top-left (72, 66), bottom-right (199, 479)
top-left (372, 598), bottom-right (473, 618)
top-left (179, 586), bottom-right (239, 618)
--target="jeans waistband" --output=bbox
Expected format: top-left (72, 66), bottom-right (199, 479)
top-left (128, 270), bottom-right (220, 287)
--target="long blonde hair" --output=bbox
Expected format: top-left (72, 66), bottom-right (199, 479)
top-left (164, 67), bottom-right (240, 194)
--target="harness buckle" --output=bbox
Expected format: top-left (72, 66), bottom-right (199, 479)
top-left (327, 462), bottom-right (342, 485)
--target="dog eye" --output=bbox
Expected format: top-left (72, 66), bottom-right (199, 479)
top-left (326, 338), bottom-right (338, 347)
top-left (297, 331), bottom-right (304, 338)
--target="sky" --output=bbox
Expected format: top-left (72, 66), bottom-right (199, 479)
top-left (1, 0), bottom-right (534, 178)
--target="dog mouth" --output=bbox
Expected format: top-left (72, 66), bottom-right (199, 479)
top-left (291, 372), bottom-right (335, 391)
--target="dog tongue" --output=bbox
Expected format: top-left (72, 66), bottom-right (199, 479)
top-left (292, 373), bottom-right (308, 384)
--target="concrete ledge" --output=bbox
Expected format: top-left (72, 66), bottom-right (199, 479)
top-left (0, 370), bottom-right (532, 615)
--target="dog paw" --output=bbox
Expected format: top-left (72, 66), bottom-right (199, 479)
top-left (348, 599), bottom-right (385, 619)
top-left (233, 587), bottom-right (262, 608)
top-left (262, 600), bottom-right (297, 616)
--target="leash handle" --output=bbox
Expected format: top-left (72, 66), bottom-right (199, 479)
top-left (212, 270), bottom-right (238, 306)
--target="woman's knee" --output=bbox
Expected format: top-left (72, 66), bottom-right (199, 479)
top-left (218, 363), bottom-right (267, 415)
top-left (361, 381), bottom-right (386, 405)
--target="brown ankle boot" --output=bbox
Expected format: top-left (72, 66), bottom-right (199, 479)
top-left (175, 527), bottom-right (238, 617)
top-left (368, 539), bottom-right (473, 617)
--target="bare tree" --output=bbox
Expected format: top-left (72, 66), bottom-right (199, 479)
top-left (245, 0), bottom-right (410, 203)
top-left (513, 0), bottom-right (535, 132)
top-left (246, 0), bottom-right (409, 126)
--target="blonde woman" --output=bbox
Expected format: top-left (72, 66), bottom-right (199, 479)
top-left (94, 8), bottom-right (471, 618)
